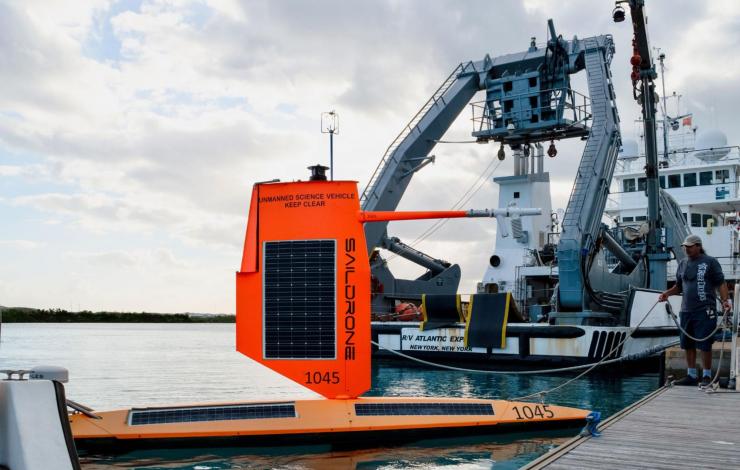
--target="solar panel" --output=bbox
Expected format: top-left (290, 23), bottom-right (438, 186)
top-left (129, 403), bottom-right (296, 426)
top-left (263, 239), bottom-right (336, 359)
top-left (354, 403), bottom-right (495, 416)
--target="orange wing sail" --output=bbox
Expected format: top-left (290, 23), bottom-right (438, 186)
top-left (236, 176), bottom-right (540, 399)
top-left (236, 180), bottom-right (371, 399)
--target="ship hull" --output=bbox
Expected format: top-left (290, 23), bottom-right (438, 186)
top-left (372, 321), bottom-right (678, 370)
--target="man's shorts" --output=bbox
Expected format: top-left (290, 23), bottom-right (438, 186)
top-left (679, 309), bottom-right (717, 351)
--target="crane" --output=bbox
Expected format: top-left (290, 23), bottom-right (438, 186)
top-left (613, 0), bottom-right (671, 289)
top-left (364, 6), bottom-right (685, 324)
top-left (362, 20), bottom-right (612, 315)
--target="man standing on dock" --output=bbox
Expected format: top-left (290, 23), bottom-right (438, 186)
top-left (658, 234), bottom-right (731, 387)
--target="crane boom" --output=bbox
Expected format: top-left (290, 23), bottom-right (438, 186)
top-left (556, 35), bottom-right (621, 309)
top-left (361, 65), bottom-right (481, 253)
top-left (624, 0), bottom-right (669, 289)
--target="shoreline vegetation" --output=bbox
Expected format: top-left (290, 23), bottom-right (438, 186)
top-left (0, 307), bottom-right (235, 323)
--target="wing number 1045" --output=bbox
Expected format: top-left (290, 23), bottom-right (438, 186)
top-left (512, 405), bottom-right (555, 420)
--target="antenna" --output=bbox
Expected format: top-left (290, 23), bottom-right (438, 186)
top-left (321, 110), bottom-right (339, 180)
top-left (656, 50), bottom-right (669, 163)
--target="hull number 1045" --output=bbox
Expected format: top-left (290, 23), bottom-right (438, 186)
top-left (512, 405), bottom-right (555, 420)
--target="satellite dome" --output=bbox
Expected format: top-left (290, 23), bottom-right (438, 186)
top-left (618, 138), bottom-right (639, 159)
top-left (695, 129), bottom-right (730, 161)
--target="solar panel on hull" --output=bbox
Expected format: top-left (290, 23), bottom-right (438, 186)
top-left (354, 403), bottom-right (495, 416)
top-left (263, 239), bottom-right (336, 359)
top-left (129, 403), bottom-right (296, 426)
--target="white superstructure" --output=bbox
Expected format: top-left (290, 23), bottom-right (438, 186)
top-left (479, 145), bottom-right (555, 302)
top-left (606, 122), bottom-right (740, 282)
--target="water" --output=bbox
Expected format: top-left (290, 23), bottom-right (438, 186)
top-left (0, 323), bottom-right (659, 469)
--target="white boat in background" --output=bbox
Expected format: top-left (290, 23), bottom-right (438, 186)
top-left (374, 141), bottom-right (681, 369)
top-left (606, 112), bottom-right (740, 285)
top-left (380, 88), bottom-right (740, 372)
top-left (375, 95), bottom-right (740, 370)
top-left (369, 18), bottom-right (714, 370)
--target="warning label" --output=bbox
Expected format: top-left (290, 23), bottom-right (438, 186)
top-left (259, 192), bottom-right (355, 209)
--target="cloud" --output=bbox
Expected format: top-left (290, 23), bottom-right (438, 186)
top-left (69, 248), bottom-right (189, 270)
top-left (0, 239), bottom-right (43, 250)
top-left (0, 165), bottom-right (23, 176)
top-left (11, 192), bottom-right (180, 231)
top-left (8, 190), bottom-right (244, 251)
top-left (73, 250), bottom-right (139, 268)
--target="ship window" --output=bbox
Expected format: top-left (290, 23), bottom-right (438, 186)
top-left (635, 216), bottom-right (647, 221)
top-left (637, 177), bottom-right (647, 191)
top-left (668, 174), bottom-right (681, 188)
top-left (684, 173), bottom-right (697, 187)
top-left (659, 175), bottom-right (666, 188)
top-left (691, 213), bottom-right (701, 227)
top-left (702, 214), bottom-right (715, 227)
top-left (622, 216), bottom-right (634, 222)
top-left (623, 179), bottom-right (636, 192)
top-left (716, 169), bottom-right (729, 183)
top-left (700, 171), bottom-right (712, 185)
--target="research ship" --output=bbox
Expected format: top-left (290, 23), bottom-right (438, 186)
top-left (378, 106), bottom-right (739, 371)
top-left (368, 21), bottom-right (691, 369)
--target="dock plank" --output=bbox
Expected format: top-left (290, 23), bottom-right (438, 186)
top-left (523, 386), bottom-right (740, 469)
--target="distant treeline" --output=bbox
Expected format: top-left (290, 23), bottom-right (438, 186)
top-left (0, 308), bottom-right (235, 323)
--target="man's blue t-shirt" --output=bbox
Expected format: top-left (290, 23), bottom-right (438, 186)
top-left (675, 253), bottom-right (725, 313)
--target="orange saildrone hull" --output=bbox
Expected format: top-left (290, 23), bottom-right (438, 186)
top-left (71, 396), bottom-right (589, 451)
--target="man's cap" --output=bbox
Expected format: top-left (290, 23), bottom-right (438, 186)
top-left (681, 234), bottom-right (702, 247)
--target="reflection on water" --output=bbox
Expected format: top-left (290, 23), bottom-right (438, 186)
top-left (79, 435), bottom-right (571, 470)
top-left (369, 359), bottom-right (657, 413)
top-left (0, 324), bottom-right (658, 469)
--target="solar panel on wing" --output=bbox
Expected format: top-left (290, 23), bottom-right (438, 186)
top-left (129, 403), bottom-right (296, 425)
top-left (354, 403), bottom-right (495, 416)
top-left (263, 240), bottom-right (336, 359)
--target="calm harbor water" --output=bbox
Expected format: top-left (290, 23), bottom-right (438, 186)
top-left (0, 323), bottom-right (658, 469)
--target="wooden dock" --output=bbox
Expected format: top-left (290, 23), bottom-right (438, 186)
top-left (523, 385), bottom-right (740, 469)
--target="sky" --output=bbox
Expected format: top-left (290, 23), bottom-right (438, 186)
top-left (1, 0), bottom-right (739, 314)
